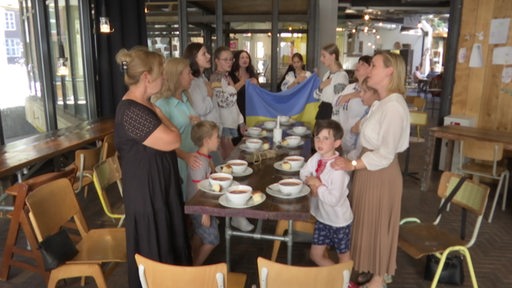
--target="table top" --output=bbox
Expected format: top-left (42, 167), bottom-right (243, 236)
top-left (0, 118), bottom-right (115, 177)
top-left (430, 125), bottom-right (512, 150)
top-left (185, 137), bottom-right (314, 222)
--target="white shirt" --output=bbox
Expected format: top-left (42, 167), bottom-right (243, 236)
top-left (332, 83), bottom-right (368, 155)
top-left (300, 152), bottom-right (353, 227)
top-left (314, 70), bottom-right (349, 104)
top-left (360, 93), bottom-right (410, 170)
top-left (211, 72), bottom-right (244, 129)
top-left (189, 75), bottom-right (222, 129)
top-left (281, 70), bottom-right (312, 91)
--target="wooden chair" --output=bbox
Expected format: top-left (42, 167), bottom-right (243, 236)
top-left (403, 111), bottom-right (428, 179)
top-left (257, 257), bottom-right (353, 288)
top-left (0, 166), bottom-right (76, 282)
top-left (135, 253), bottom-right (246, 288)
top-left (270, 220), bottom-right (315, 262)
top-left (458, 139), bottom-right (510, 222)
top-left (405, 96), bottom-right (426, 112)
top-left (398, 172), bottom-right (490, 287)
top-left (92, 156), bottom-right (125, 227)
top-left (72, 146), bottom-right (101, 197)
top-left (25, 178), bottom-right (126, 288)
top-left (100, 133), bottom-right (116, 161)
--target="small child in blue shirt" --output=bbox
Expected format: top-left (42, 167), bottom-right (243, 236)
top-left (300, 119), bottom-right (353, 267)
top-left (187, 120), bottom-right (221, 265)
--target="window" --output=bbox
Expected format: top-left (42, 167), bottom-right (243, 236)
top-left (5, 38), bottom-right (21, 56)
top-left (4, 11), bottom-right (15, 30)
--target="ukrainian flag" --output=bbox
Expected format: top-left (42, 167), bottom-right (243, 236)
top-left (245, 75), bottom-right (321, 129)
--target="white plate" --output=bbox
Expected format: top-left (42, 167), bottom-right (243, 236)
top-left (215, 165), bottom-right (253, 177)
top-left (280, 119), bottom-right (296, 126)
top-left (266, 183), bottom-right (310, 199)
top-left (287, 129), bottom-right (311, 137)
top-left (280, 140), bottom-right (305, 148)
top-left (246, 131), bottom-right (269, 138)
top-left (273, 160), bottom-right (303, 172)
top-left (218, 193), bottom-right (266, 208)
top-left (240, 143), bottom-right (263, 153)
top-left (198, 179), bottom-right (240, 195)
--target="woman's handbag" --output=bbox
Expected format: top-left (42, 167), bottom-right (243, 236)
top-left (39, 228), bottom-right (79, 270)
top-left (424, 254), bottom-right (464, 285)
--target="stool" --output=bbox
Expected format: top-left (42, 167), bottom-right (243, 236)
top-left (0, 167), bottom-right (76, 282)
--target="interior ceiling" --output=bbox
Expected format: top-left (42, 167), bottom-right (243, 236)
top-left (145, 0), bottom-right (450, 34)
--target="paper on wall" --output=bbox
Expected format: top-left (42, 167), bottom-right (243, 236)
top-left (489, 18), bottom-right (510, 44)
top-left (502, 67), bottom-right (512, 83)
top-left (492, 46), bottom-right (512, 65)
top-left (469, 44), bottom-right (483, 67)
top-left (458, 47), bottom-right (467, 63)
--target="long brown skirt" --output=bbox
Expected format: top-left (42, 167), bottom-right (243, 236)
top-left (350, 149), bottom-right (403, 277)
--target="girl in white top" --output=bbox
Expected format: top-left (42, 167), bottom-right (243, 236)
top-left (332, 51), bottom-right (410, 288)
top-left (332, 55), bottom-right (372, 156)
top-left (279, 53), bottom-right (312, 91)
top-left (314, 43), bottom-right (349, 120)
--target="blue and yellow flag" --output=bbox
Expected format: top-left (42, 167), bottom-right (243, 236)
top-left (245, 75), bottom-right (321, 129)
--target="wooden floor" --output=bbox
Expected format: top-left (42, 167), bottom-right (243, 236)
top-left (1, 100), bottom-right (511, 287)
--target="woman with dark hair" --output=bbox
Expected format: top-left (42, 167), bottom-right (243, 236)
top-left (332, 51), bottom-right (410, 288)
top-left (114, 47), bottom-right (192, 287)
top-left (229, 50), bottom-right (259, 118)
top-left (314, 43), bottom-right (349, 120)
top-left (278, 52), bottom-right (312, 91)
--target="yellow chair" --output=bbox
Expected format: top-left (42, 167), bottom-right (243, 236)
top-left (93, 156), bottom-right (125, 227)
top-left (257, 257), bottom-right (353, 288)
top-left (398, 172), bottom-right (490, 287)
top-left (270, 219), bottom-right (315, 262)
top-left (72, 146), bottom-right (101, 197)
top-left (135, 253), bottom-right (246, 288)
top-left (458, 139), bottom-right (510, 222)
top-left (25, 178), bottom-right (126, 288)
top-left (403, 111), bottom-right (429, 179)
top-left (405, 96), bottom-right (426, 112)
top-left (100, 133), bottom-right (116, 161)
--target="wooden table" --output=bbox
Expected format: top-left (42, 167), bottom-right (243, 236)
top-left (421, 125), bottom-right (512, 191)
top-left (185, 133), bottom-right (314, 270)
top-left (0, 118), bottom-right (114, 210)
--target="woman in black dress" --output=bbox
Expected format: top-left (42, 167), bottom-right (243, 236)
top-left (114, 47), bottom-right (192, 287)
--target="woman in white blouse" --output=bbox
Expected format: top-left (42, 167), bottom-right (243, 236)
top-left (279, 53), bottom-right (312, 91)
top-left (331, 51), bottom-right (410, 288)
top-left (314, 43), bottom-right (349, 120)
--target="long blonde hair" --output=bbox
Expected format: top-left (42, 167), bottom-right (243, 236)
top-left (322, 43), bottom-right (343, 70)
top-left (115, 46), bottom-right (163, 86)
top-left (374, 51), bottom-right (406, 95)
top-left (153, 58), bottom-right (190, 102)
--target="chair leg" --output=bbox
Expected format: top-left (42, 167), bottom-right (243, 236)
top-left (431, 246), bottom-right (477, 288)
top-left (488, 172), bottom-right (507, 223)
top-left (270, 220), bottom-right (288, 261)
top-left (501, 171), bottom-right (509, 211)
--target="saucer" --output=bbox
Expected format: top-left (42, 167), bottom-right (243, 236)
top-left (279, 140), bottom-right (305, 148)
top-left (273, 160), bottom-right (303, 172)
top-left (239, 143), bottom-right (262, 153)
top-left (215, 165), bottom-right (253, 177)
top-left (246, 130), bottom-right (269, 138)
top-left (279, 119), bottom-right (296, 126)
top-left (198, 179), bottom-right (240, 195)
top-left (266, 183), bottom-right (310, 199)
top-left (218, 193), bottom-right (266, 208)
top-left (287, 129), bottom-right (311, 137)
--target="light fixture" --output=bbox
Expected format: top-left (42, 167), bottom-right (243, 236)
top-left (56, 41), bottom-right (68, 76)
top-left (363, 14), bottom-right (370, 21)
top-left (99, 1), bottom-right (113, 34)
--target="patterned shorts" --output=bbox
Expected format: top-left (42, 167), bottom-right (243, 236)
top-left (222, 127), bottom-right (239, 138)
top-left (191, 214), bottom-right (220, 245)
top-left (312, 221), bottom-right (352, 254)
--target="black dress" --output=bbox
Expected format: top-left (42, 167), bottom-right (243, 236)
top-left (115, 100), bottom-right (192, 288)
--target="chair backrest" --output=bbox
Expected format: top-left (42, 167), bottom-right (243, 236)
top-left (460, 139), bottom-right (504, 162)
top-left (412, 97), bottom-right (426, 111)
top-left (100, 133), bottom-right (116, 161)
top-left (436, 172), bottom-right (490, 247)
top-left (25, 178), bottom-right (89, 242)
top-left (75, 146), bottom-right (101, 172)
top-left (409, 111), bottom-right (428, 140)
top-left (92, 156), bottom-right (124, 219)
top-left (257, 257), bottom-right (353, 288)
top-left (135, 253), bottom-right (227, 288)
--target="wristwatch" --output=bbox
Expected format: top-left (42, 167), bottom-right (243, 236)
top-left (351, 160), bottom-right (358, 170)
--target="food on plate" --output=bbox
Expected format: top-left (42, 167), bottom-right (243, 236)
top-left (281, 139), bottom-right (289, 146)
top-left (262, 143), bottom-right (270, 150)
top-left (261, 130), bottom-right (267, 137)
top-left (211, 183), bottom-right (222, 192)
top-left (252, 191), bottom-right (265, 202)
top-left (221, 164), bottom-right (233, 174)
top-left (281, 161), bottom-right (292, 170)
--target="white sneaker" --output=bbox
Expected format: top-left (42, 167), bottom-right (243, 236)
top-left (231, 217), bottom-right (254, 232)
